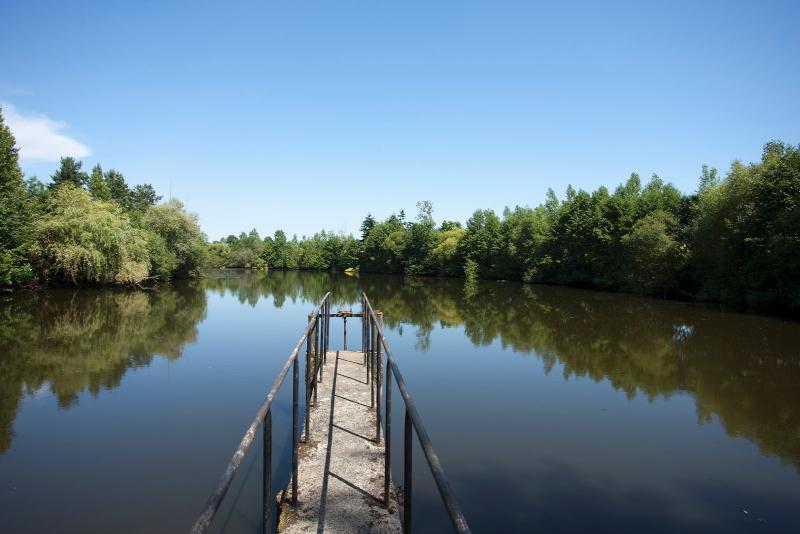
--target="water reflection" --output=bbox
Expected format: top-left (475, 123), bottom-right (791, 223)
top-left (201, 270), bottom-right (800, 472)
top-left (1, 269), bottom-right (798, 477)
top-left (0, 284), bottom-right (207, 453)
top-left (358, 276), bottom-right (800, 471)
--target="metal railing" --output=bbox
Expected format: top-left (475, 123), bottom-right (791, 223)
top-left (191, 292), bottom-right (331, 534)
top-left (361, 292), bottom-right (471, 534)
top-left (191, 290), bottom-right (470, 533)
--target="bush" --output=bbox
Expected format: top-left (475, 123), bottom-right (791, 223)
top-left (141, 199), bottom-right (207, 278)
top-left (31, 185), bottom-right (150, 285)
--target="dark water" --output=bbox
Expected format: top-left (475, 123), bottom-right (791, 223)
top-left (1, 271), bottom-right (798, 533)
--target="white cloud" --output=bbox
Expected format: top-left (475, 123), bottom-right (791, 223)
top-left (1, 102), bottom-right (90, 161)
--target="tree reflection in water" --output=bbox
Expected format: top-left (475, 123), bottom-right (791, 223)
top-left (1, 270), bottom-right (798, 472)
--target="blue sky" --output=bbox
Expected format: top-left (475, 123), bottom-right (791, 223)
top-left (2, 1), bottom-right (799, 240)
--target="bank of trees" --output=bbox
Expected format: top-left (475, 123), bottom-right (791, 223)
top-left (0, 107), bottom-right (206, 288)
top-left (212, 141), bottom-right (799, 311)
top-left (208, 229), bottom-right (361, 272)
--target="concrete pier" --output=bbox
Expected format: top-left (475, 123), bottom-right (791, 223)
top-left (277, 350), bottom-right (401, 533)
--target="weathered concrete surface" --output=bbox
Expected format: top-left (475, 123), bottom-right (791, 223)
top-left (278, 350), bottom-right (401, 533)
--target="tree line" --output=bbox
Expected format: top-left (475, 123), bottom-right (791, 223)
top-left (0, 107), bottom-right (206, 288)
top-left (3, 104), bottom-right (798, 311)
top-left (210, 141), bottom-right (799, 312)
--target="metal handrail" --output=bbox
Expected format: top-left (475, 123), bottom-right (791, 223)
top-left (191, 292), bottom-right (331, 534)
top-left (361, 291), bottom-right (471, 534)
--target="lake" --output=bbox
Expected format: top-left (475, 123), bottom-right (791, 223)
top-left (1, 270), bottom-right (798, 533)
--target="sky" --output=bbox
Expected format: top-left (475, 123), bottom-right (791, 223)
top-left (2, 1), bottom-right (799, 240)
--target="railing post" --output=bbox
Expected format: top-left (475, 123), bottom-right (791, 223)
top-left (376, 331), bottom-right (382, 442)
top-left (305, 315), bottom-right (312, 441)
top-left (371, 311), bottom-right (381, 408)
top-left (372, 321), bottom-right (376, 404)
top-left (362, 295), bottom-right (366, 357)
top-left (367, 315), bottom-right (372, 383)
top-left (343, 315), bottom-right (348, 351)
top-left (385, 362), bottom-right (392, 508)
top-left (292, 355), bottom-right (298, 504)
top-left (321, 308), bottom-right (325, 361)
top-left (316, 315), bottom-right (322, 384)
top-left (403, 408), bottom-right (412, 534)
top-left (263, 408), bottom-right (272, 533)
top-left (325, 300), bottom-right (330, 357)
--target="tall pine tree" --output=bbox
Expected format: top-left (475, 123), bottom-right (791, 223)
top-left (50, 156), bottom-right (88, 189)
top-left (0, 106), bottom-right (33, 285)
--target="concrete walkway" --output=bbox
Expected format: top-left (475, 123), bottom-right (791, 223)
top-left (277, 350), bottom-right (401, 533)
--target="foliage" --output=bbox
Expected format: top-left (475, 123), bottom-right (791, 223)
top-left (211, 141), bottom-right (798, 312)
top-left (622, 210), bottom-right (686, 295)
top-left (49, 157), bottom-right (88, 189)
top-left (0, 106), bottom-right (206, 288)
top-left (0, 107), bottom-right (33, 287)
top-left (31, 185), bottom-right (151, 285)
top-left (3, 96), bottom-right (796, 313)
top-left (140, 199), bottom-right (207, 279)
top-left (692, 141), bottom-right (800, 309)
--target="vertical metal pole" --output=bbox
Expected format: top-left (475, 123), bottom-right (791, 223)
top-left (372, 316), bottom-right (378, 382)
top-left (361, 295), bottom-right (365, 356)
top-left (323, 301), bottom-right (328, 363)
top-left (363, 296), bottom-right (367, 364)
top-left (343, 316), bottom-right (348, 351)
top-left (305, 324), bottom-right (311, 441)
top-left (371, 313), bottom-right (379, 408)
top-left (367, 316), bottom-right (372, 383)
top-left (384, 363), bottom-right (392, 507)
top-left (292, 356), bottom-right (298, 504)
top-left (316, 316), bottom-right (322, 382)
top-left (376, 333), bottom-right (382, 442)
top-left (313, 318), bottom-right (319, 405)
top-left (403, 408), bottom-right (412, 534)
top-left (325, 300), bottom-right (330, 357)
top-left (263, 408), bottom-right (273, 533)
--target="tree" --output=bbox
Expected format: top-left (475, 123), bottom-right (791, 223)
top-left (50, 157), bottom-right (88, 189)
top-left (457, 209), bottom-right (502, 278)
top-left (404, 201), bottom-right (438, 275)
top-left (104, 169), bottom-right (130, 206)
top-left (140, 199), bottom-right (207, 278)
top-left (440, 220), bottom-right (462, 232)
top-left (87, 164), bottom-right (112, 201)
top-left (129, 184), bottom-right (162, 211)
top-left (0, 107), bottom-right (34, 287)
top-left (431, 227), bottom-right (465, 276)
top-left (622, 210), bottom-right (686, 295)
top-left (360, 217), bottom-right (407, 274)
top-left (360, 213), bottom-right (376, 240)
top-left (31, 185), bottom-right (150, 285)
top-left (692, 142), bottom-right (800, 309)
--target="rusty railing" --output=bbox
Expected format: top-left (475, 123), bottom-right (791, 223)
top-left (190, 292), bottom-right (331, 534)
top-left (361, 291), bottom-right (471, 534)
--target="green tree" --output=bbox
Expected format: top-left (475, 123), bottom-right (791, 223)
top-left (360, 213), bottom-right (376, 240)
top-left (457, 209), bottom-right (502, 278)
top-left (431, 227), bottom-right (465, 276)
top-left (0, 107), bottom-right (34, 287)
top-left (104, 169), bottom-right (130, 206)
top-left (87, 164), bottom-right (112, 201)
top-left (129, 184), bottom-right (162, 211)
top-left (31, 185), bottom-right (150, 285)
top-left (140, 199), bottom-right (207, 278)
top-left (692, 142), bottom-right (800, 309)
top-left (49, 157), bottom-right (88, 189)
top-left (622, 210), bottom-right (686, 295)
top-left (404, 200), bottom-right (438, 275)
top-left (360, 216), bottom-right (407, 274)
